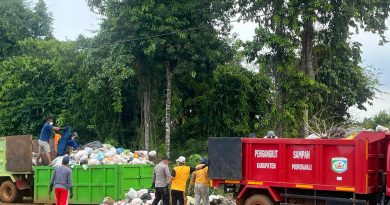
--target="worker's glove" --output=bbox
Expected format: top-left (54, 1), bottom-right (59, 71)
top-left (49, 184), bottom-right (53, 194)
top-left (70, 188), bottom-right (73, 199)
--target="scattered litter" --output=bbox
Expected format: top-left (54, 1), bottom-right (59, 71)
top-left (102, 197), bottom-right (116, 205)
top-left (126, 188), bottom-right (138, 200)
top-left (376, 125), bottom-right (389, 132)
top-left (102, 188), bottom-right (235, 205)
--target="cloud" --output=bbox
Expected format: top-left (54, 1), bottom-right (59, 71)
top-left (348, 88), bottom-right (390, 121)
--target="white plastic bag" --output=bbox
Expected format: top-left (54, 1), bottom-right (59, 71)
top-left (136, 189), bottom-right (148, 198)
top-left (148, 150), bottom-right (157, 158)
top-left (75, 150), bottom-right (88, 162)
top-left (306, 134), bottom-right (321, 139)
top-left (126, 188), bottom-right (137, 200)
top-left (84, 147), bottom-right (94, 155)
top-left (105, 148), bottom-right (117, 157)
top-left (130, 198), bottom-right (142, 205)
top-left (376, 125), bottom-right (390, 132)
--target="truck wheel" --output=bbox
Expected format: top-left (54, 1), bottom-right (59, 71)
top-left (0, 180), bottom-right (20, 203)
top-left (245, 194), bottom-right (274, 205)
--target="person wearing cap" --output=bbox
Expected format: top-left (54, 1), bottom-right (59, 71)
top-left (49, 156), bottom-right (73, 205)
top-left (171, 156), bottom-right (206, 205)
top-left (263, 130), bottom-right (278, 138)
top-left (152, 158), bottom-right (171, 205)
top-left (190, 157), bottom-right (209, 205)
top-left (67, 132), bottom-right (79, 151)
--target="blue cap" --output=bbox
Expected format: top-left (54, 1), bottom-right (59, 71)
top-left (201, 157), bottom-right (208, 164)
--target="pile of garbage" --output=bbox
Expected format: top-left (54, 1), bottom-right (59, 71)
top-left (102, 189), bottom-right (154, 205)
top-left (49, 141), bottom-right (157, 167)
top-left (101, 189), bottom-right (236, 205)
top-left (305, 125), bottom-right (390, 139)
top-left (209, 195), bottom-right (235, 205)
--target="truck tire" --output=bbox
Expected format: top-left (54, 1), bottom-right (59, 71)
top-left (245, 194), bottom-right (274, 205)
top-left (0, 180), bottom-right (20, 203)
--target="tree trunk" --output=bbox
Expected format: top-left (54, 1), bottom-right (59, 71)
top-left (143, 85), bottom-right (151, 151)
top-left (165, 61), bottom-right (172, 158)
top-left (274, 72), bottom-right (285, 136)
top-left (299, 17), bottom-right (315, 138)
top-left (273, 17), bottom-right (286, 137)
top-left (137, 55), bottom-right (151, 150)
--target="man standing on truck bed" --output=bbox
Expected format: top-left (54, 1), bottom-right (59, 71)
top-left (152, 157), bottom-right (171, 205)
top-left (171, 156), bottom-right (207, 205)
top-left (49, 156), bottom-right (73, 205)
top-left (37, 117), bottom-right (61, 165)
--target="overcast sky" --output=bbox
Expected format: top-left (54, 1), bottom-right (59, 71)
top-left (43, 0), bottom-right (390, 121)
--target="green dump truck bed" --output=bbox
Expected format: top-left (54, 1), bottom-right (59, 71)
top-left (34, 164), bottom-right (153, 204)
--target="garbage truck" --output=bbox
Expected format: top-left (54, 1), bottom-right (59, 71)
top-left (208, 131), bottom-right (390, 205)
top-left (0, 135), bottom-right (153, 204)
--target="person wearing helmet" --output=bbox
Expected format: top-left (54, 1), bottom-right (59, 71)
top-left (171, 156), bottom-right (206, 205)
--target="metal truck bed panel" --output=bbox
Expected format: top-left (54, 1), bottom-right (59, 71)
top-left (241, 131), bottom-right (388, 194)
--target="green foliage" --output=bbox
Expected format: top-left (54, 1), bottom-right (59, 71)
top-left (188, 154), bottom-right (202, 168)
top-left (0, 38), bottom-right (80, 136)
top-left (239, 0), bottom-right (387, 136)
top-left (0, 0), bottom-right (385, 159)
top-left (361, 110), bottom-right (390, 130)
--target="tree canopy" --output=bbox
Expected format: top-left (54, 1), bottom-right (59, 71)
top-left (0, 0), bottom-right (388, 158)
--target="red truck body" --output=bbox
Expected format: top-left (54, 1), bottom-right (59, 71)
top-left (209, 131), bottom-right (390, 205)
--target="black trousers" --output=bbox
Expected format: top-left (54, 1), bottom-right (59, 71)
top-left (171, 189), bottom-right (185, 205)
top-left (152, 186), bottom-right (170, 205)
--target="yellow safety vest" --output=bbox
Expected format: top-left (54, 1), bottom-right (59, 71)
top-left (194, 166), bottom-right (209, 186)
top-left (171, 166), bottom-right (191, 191)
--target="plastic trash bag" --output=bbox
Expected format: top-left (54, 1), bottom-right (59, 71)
top-left (116, 148), bottom-right (124, 154)
top-left (136, 189), bottom-right (148, 198)
top-left (102, 197), bottom-right (116, 205)
top-left (85, 147), bottom-right (94, 155)
top-left (82, 164), bottom-right (89, 170)
top-left (83, 141), bottom-right (103, 150)
top-left (106, 148), bottom-right (117, 157)
top-left (75, 150), bottom-right (88, 162)
top-left (306, 134), bottom-right (321, 139)
top-left (130, 198), bottom-right (142, 205)
top-left (148, 150), bottom-right (157, 158)
top-left (97, 152), bottom-right (105, 161)
top-left (126, 188), bottom-right (137, 200)
top-left (88, 158), bottom-right (100, 165)
top-left (376, 125), bottom-right (389, 132)
top-left (141, 193), bottom-right (152, 203)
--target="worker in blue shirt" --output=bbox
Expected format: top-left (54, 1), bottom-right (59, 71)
top-left (37, 117), bottom-right (61, 165)
top-left (67, 132), bottom-right (79, 151)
